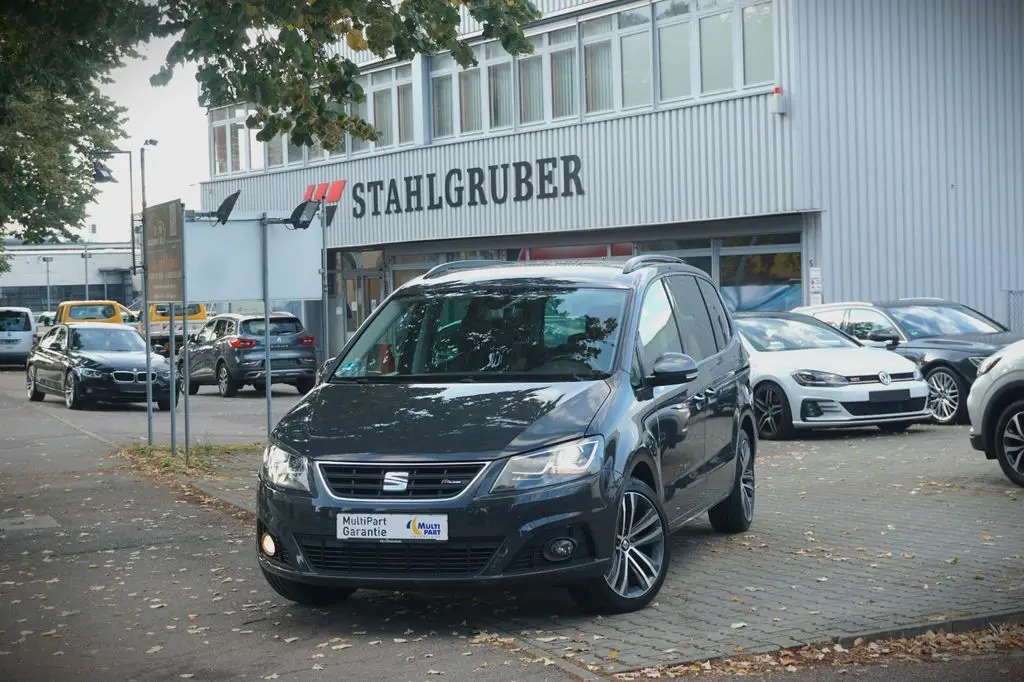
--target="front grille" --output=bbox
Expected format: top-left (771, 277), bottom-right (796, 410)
top-left (112, 370), bottom-right (135, 382)
top-left (296, 535), bottom-right (500, 576)
top-left (318, 462), bottom-right (486, 500)
top-left (842, 397), bottom-right (927, 416)
top-left (846, 372), bottom-right (916, 384)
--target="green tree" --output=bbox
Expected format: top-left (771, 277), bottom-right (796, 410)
top-left (0, 0), bottom-right (540, 250)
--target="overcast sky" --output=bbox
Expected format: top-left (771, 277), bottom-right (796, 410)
top-left (85, 36), bottom-right (207, 243)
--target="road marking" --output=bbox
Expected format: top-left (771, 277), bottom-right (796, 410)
top-left (34, 407), bottom-right (118, 448)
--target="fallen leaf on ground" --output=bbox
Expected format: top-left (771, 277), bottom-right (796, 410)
top-left (731, 623), bottom-right (747, 629)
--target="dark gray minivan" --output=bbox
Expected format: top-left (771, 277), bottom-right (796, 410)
top-left (257, 257), bottom-right (756, 613)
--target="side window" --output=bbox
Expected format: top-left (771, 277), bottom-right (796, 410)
top-left (665, 276), bottom-right (718, 362)
top-left (845, 308), bottom-right (898, 340)
top-left (696, 277), bottom-right (731, 351)
top-left (198, 320), bottom-right (218, 341)
top-left (53, 326), bottom-right (68, 351)
top-left (629, 349), bottom-right (644, 389)
top-left (218, 320), bottom-right (234, 337)
top-left (812, 308), bottom-right (847, 331)
top-left (636, 280), bottom-right (684, 369)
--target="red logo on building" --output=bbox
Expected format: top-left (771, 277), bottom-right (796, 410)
top-left (303, 180), bottom-right (346, 204)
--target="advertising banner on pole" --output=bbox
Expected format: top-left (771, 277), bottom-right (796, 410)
top-left (144, 199), bottom-right (184, 303)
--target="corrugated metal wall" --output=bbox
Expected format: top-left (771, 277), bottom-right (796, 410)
top-left (790, 0), bottom-right (1024, 319)
top-left (203, 93), bottom-right (797, 248)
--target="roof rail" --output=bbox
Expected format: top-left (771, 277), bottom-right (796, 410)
top-left (421, 259), bottom-right (508, 280)
top-left (621, 254), bottom-right (686, 274)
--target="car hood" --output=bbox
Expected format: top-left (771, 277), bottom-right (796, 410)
top-left (752, 346), bottom-right (917, 376)
top-left (272, 379), bottom-right (613, 461)
top-left (75, 351), bottom-right (169, 371)
top-left (904, 331), bottom-right (1024, 355)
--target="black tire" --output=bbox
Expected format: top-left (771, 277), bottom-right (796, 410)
top-left (187, 380), bottom-right (200, 396)
top-left (993, 400), bottom-right (1024, 488)
top-left (567, 478), bottom-right (670, 614)
top-left (157, 397), bottom-right (173, 411)
top-left (878, 422), bottom-right (912, 433)
top-left (216, 361), bottom-right (239, 397)
top-left (925, 366), bottom-right (967, 425)
top-left (63, 371), bottom-right (84, 410)
top-left (26, 366), bottom-right (44, 402)
top-left (753, 382), bottom-right (793, 440)
top-left (261, 568), bottom-right (355, 606)
top-left (296, 378), bottom-right (315, 394)
top-left (708, 427), bottom-right (755, 534)
top-left (253, 382), bottom-right (267, 394)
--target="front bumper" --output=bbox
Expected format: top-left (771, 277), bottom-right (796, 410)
top-left (257, 465), bottom-right (615, 589)
top-left (966, 370), bottom-right (995, 454)
top-left (790, 380), bottom-right (931, 428)
top-left (78, 374), bottom-right (174, 402)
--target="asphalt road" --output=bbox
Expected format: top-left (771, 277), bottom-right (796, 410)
top-left (0, 371), bottom-right (573, 682)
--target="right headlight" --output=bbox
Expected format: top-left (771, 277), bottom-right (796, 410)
top-left (791, 370), bottom-right (849, 387)
top-left (261, 444), bottom-right (311, 492)
top-left (490, 436), bottom-right (604, 494)
top-left (975, 354), bottom-right (1002, 377)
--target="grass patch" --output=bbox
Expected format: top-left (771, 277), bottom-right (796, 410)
top-left (118, 441), bottom-right (263, 477)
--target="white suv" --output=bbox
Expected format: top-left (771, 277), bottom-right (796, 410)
top-left (966, 339), bottom-right (1024, 487)
top-left (0, 307), bottom-right (38, 367)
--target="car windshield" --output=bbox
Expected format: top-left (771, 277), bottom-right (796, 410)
top-left (0, 310), bottom-right (31, 332)
top-left (242, 318), bottom-right (303, 335)
top-left (70, 327), bottom-right (148, 352)
top-left (737, 316), bottom-right (860, 352)
top-left (332, 286), bottom-right (629, 381)
top-left (887, 305), bottom-right (1004, 338)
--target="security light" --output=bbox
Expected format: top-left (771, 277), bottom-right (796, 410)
top-left (289, 200), bottom-right (320, 229)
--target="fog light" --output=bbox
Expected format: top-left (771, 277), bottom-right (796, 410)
top-left (260, 532), bottom-right (277, 557)
top-left (542, 538), bottom-right (577, 562)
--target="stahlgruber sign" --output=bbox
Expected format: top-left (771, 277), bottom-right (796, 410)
top-left (349, 154), bottom-right (584, 219)
top-left (144, 199), bottom-right (184, 302)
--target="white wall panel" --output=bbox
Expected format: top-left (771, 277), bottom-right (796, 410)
top-left (790, 0), bottom-right (1024, 319)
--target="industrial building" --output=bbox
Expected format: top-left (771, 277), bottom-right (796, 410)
top-left (198, 0), bottom-right (1024, 355)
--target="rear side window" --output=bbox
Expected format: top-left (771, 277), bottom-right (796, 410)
top-left (241, 318), bottom-right (303, 336)
top-left (636, 281), bottom-right (684, 369)
top-left (154, 303), bottom-right (202, 316)
top-left (68, 305), bottom-right (116, 320)
top-left (812, 308), bottom-right (847, 330)
top-left (0, 310), bottom-right (31, 332)
top-left (665, 276), bottom-right (718, 362)
top-left (696, 277), bottom-right (732, 351)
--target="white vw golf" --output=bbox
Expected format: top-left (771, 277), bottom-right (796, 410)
top-left (733, 312), bottom-right (931, 439)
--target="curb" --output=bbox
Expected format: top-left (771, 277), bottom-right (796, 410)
top-left (832, 608), bottom-right (1024, 648)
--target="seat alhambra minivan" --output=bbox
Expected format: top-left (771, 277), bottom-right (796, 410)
top-left (257, 256), bottom-right (757, 613)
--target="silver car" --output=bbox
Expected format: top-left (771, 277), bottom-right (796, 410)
top-left (967, 338), bottom-right (1024, 487)
top-left (180, 312), bottom-right (317, 396)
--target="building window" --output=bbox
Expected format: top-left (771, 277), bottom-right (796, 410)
top-left (582, 16), bottom-right (614, 113)
top-left (656, 1), bottom-right (692, 101)
top-left (460, 66), bottom-right (483, 133)
top-left (209, 106), bottom-right (250, 176)
top-left (431, 55), bottom-right (456, 138)
top-left (549, 28), bottom-right (578, 119)
top-left (618, 9), bottom-right (652, 108)
top-left (352, 77), bottom-right (370, 152)
top-left (286, 134), bottom-right (305, 165)
top-left (267, 134), bottom-right (284, 167)
top-left (485, 42), bottom-right (514, 129)
top-left (699, 10), bottom-right (733, 93)
top-left (742, 2), bottom-right (774, 85)
top-left (519, 37), bottom-right (544, 125)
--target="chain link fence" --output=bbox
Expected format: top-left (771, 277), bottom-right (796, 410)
top-left (1008, 290), bottom-right (1024, 332)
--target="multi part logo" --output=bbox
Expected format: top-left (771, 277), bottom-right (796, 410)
top-left (405, 516), bottom-right (443, 538)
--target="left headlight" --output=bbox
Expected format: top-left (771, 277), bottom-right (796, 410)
top-left (490, 436), bottom-right (604, 494)
top-left (261, 444), bottom-right (311, 492)
top-left (912, 366), bottom-right (923, 381)
top-left (791, 370), bottom-right (849, 387)
top-left (78, 367), bottom-right (105, 378)
top-left (975, 354), bottom-right (1001, 377)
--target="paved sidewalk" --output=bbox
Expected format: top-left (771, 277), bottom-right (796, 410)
top-left (185, 425), bottom-right (1024, 675)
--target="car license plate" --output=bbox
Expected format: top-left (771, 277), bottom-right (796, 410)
top-left (336, 513), bottom-right (448, 542)
top-left (0, 338), bottom-right (16, 345)
top-left (869, 389), bottom-right (911, 403)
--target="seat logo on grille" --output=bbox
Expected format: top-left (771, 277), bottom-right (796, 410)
top-left (382, 471), bottom-right (409, 492)
top-left (878, 371), bottom-right (891, 385)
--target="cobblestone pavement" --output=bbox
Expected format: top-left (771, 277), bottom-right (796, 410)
top-left (4, 371), bottom-right (1021, 676)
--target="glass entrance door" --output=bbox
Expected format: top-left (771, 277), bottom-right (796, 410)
top-left (341, 271), bottom-right (383, 341)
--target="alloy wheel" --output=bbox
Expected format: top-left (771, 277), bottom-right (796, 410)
top-left (739, 436), bottom-right (755, 521)
top-left (64, 373), bottom-right (75, 408)
top-left (218, 366), bottom-right (229, 394)
top-left (1002, 410), bottom-right (1024, 477)
top-left (926, 370), bottom-right (959, 423)
top-left (603, 491), bottom-right (666, 599)
top-left (754, 386), bottom-right (784, 437)
top-left (25, 370), bottom-right (36, 399)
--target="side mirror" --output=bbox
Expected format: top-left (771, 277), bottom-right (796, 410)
top-left (645, 352), bottom-right (700, 387)
top-left (316, 359), bottom-right (332, 384)
top-left (48, 341), bottom-right (62, 352)
top-left (187, 333), bottom-right (197, 343)
top-left (867, 330), bottom-right (900, 347)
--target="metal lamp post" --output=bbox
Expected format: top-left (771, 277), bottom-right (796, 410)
top-left (139, 139), bottom-right (158, 445)
top-left (41, 256), bottom-right (54, 310)
top-left (81, 243), bottom-right (91, 299)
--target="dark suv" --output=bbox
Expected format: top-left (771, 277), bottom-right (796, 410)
top-left (257, 257), bottom-right (756, 613)
top-left (181, 312), bottom-right (317, 396)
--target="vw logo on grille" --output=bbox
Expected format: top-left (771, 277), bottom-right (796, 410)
top-left (878, 371), bottom-right (892, 385)
top-left (382, 471), bottom-right (409, 492)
